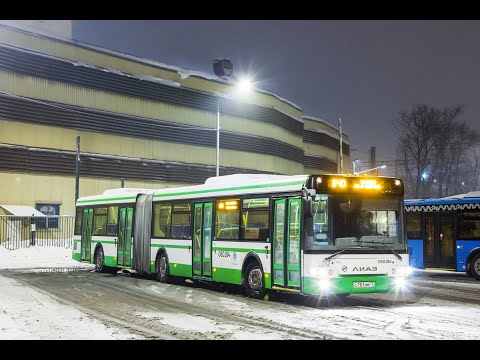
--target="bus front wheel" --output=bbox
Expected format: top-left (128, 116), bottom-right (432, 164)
top-left (244, 262), bottom-right (267, 299)
top-left (470, 253), bottom-right (480, 280)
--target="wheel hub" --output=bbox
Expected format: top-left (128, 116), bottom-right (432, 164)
top-left (248, 267), bottom-right (263, 291)
top-left (159, 257), bottom-right (167, 277)
top-left (474, 258), bottom-right (480, 274)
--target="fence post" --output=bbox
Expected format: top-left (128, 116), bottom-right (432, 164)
top-left (30, 214), bottom-right (36, 246)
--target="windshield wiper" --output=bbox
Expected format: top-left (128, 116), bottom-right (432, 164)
top-left (325, 246), bottom-right (362, 261)
top-left (359, 241), bottom-right (402, 261)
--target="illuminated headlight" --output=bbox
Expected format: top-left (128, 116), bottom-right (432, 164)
top-left (393, 277), bottom-right (407, 290)
top-left (318, 279), bottom-right (331, 290)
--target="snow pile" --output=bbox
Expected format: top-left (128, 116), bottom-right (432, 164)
top-left (0, 246), bottom-right (93, 270)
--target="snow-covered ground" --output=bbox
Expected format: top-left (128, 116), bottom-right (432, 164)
top-left (2, 246), bottom-right (480, 340)
top-left (0, 246), bottom-right (137, 339)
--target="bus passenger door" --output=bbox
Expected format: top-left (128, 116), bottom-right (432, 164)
top-left (118, 207), bottom-right (134, 267)
top-left (272, 198), bottom-right (301, 289)
top-left (81, 209), bottom-right (93, 261)
top-left (193, 202), bottom-right (213, 278)
top-left (424, 213), bottom-right (455, 269)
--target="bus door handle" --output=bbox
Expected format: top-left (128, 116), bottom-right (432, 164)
top-left (114, 238), bottom-right (117, 246)
top-left (265, 246), bottom-right (269, 254)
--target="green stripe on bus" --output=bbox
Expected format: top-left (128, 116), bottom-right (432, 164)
top-left (213, 247), bottom-right (268, 254)
top-left (169, 263), bottom-right (192, 277)
top-left (77, 196), bottom-right (136, 204)
top-left (76, 180), bottom-right (305, 204)
top-left (94, 240), bottom-right (116, 245)
top-left (212, 267), bottom-right (271, 287)
top-left (74, 239), bottom-right (116, 244)
top-left (302, 275), bottom-right (393, 295)
top-left (105, 256), bottom-right (117, 268)
top-left (213, 267), bottom-right (242, 285)
top-left (151, 244), bottom-right (190, 249)
top-left (73, 252), bottom-right (81, 261)
top-left (153, 180), bottom-right (305, 199)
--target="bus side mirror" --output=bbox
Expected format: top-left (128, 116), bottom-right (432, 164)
top-left (302, 188), bottom-right (316, 218)
top-left (302, 188), bottom-right (316, 237)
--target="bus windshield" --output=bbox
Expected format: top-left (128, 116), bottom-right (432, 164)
top-left (306, 194), bottom-right (405, 251)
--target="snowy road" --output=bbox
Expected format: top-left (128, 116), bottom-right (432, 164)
top-left (2, 267), bottom-right (480, 340)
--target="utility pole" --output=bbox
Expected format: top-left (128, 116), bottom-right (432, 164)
top-left (339, 117), bottom-right (343, 174)
top-left (369, 146), bottom-right (376, 175)
top-left (75, 135), bottom-right (80, 201)
top-left (216, 98), bottom-right (220, 177)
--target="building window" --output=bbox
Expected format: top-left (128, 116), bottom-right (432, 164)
top-left (35, 203), bottom-right (60, 229)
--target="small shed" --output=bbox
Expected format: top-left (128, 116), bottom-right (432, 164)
top-left (0, 205), bottom-right (46, 216)
top-left (0, 205), bottom-right (45, 244)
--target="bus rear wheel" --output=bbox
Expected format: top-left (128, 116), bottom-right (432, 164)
top-left (156, 253), bottom-right (171, 283)
top-left (244, 262), bottom-right (267, 299)
top-left (94, 247), bottom-right (106, 273)
top-left (470, 253), bottom-right (480, 280)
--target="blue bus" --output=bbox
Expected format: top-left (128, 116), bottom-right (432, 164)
top-left (405, 192), bottom-right (480, 279)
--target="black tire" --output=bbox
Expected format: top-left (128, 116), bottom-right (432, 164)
top-left (94, 246), bottom-right (106, 273)
top-left (470, 253), bottom-right (480, 280)
top-left (156, 253), bottom-right (170, 283)
top-left (243, 262), bottom-right (267, 299)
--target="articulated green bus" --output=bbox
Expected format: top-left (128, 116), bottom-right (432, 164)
top-left (73, 174), bottom-right (411, 298)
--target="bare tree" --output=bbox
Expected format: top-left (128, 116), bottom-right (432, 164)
top-left (463, 130), bottom-right (480, 192)
top-left (393, 104), bottom-right (464, 198)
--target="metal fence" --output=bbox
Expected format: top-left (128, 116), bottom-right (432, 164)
top-left (0, 215), bottom-right (75, 250)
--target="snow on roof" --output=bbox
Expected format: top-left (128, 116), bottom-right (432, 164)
top-left (303, 115), bottom-right (351, 137)
top-left (102, 188), bottom-right (156, 196)
top-left (0, 22), bottom-right (303, 113)
top-left (204, 174), bottom-right (293, 186)
top-left (255, 88), bottom-right (302, 111)
top-left (464, 191), bottom-right (480, 199)
top-left (0, 205), bottom-right (45, 216)
top-left (77, 174), bottom-right (310, 205)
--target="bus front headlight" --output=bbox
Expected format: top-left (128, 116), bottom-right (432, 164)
top-left (393, 277), bottom-right (407, 290)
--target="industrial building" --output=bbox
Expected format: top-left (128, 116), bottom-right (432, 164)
top-left (0, 20), bottom-right (350, 216)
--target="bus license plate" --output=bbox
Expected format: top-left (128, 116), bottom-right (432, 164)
top-left (353, 281), bottom-right (375, 288)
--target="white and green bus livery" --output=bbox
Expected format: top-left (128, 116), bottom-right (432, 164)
top-left (73, 174), bottom-right (411, 298)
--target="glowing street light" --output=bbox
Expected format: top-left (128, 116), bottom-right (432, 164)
top-left (237, 77), bottom-right (253, 94)
top-left (356, 164), bottom-right (386, 175)
top-left (213, 72), bottom-right (253, 177)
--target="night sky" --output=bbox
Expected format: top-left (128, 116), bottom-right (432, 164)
top-left (72, 20), bottom-right (480, 167)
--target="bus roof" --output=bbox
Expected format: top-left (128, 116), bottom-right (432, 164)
top-left (76, 174), bottom-right (310, 206)
top-left (405, 191), bottom-right (480, 211)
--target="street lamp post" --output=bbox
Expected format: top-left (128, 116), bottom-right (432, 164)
top-left (213, 78), bottom-right (252, 177)
top-left (213, 58), bottom-right (233, 177)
